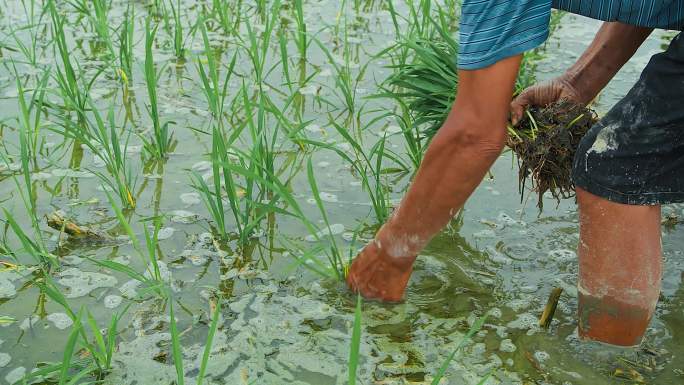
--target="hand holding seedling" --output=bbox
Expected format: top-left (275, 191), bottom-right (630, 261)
top-left (509, 75), bottom-right (584, 125)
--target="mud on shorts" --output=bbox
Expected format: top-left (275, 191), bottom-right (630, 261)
top-left (572, 33), bottom-right (684, 205)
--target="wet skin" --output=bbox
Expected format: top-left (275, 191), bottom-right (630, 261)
top-left (347, 22), bottom-right (661, 346)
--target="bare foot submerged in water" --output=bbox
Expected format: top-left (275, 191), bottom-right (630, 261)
top-left (345, 241), bottom-right (416, 302)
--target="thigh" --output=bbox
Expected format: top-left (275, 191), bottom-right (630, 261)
top-left (572, 33), bottom-right (684, 205)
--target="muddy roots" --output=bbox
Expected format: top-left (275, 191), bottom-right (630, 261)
top-left (507, 100), bottom-right (598, 210)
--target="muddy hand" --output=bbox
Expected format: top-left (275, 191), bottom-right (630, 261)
top-left (346, 241), bottom-right (416, 302)
top-left (510, 75), bottom-right (585, 125)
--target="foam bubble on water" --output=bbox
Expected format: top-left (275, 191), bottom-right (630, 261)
top-left (30, 171), bottom-right (51, 181)
top-left (169, 210), bottom-right (199, 224)
top-left (104, 295), bottom-right (123, 309)
top-left (506, 313), bottom-right (540, 333)
top-left (19, 315), bottom-right (39, 331)
top-left (51, 169), bottom-right (95, 178)
top-left (112, 255), bottom-right (131, 266)
top-left (305, 123), bottom-right (322, 133)
top-left (474, 229), bottom-right (496, 239)
top-left (179, 192), bottom-right (201, 206)
top-left (47, 313), bottom-right (73, 330)
top-left (549, 249), bottom-right (577, 263)
top-left (191, 161), bottom-right (212, 172)
top-left (499, 339), bottom-right (517, 353)
top-left (318, 192), bottom-right (338, 202)
top-left (505, 296), bottom-right (535, 312)
top-left (305, 223), bottom-right (345, 242)
top-left (0, 278), bottom-right (16, 299)
top-left (5, 366), bottom-right (25, 384)
top-left (0, 352), bottom-right (10, 367)
top-left (57, 268), bottom-right (118, 298)
top-left (299, 85), bottom-right (319, 95)
top-left (534, 350), bottom-right (550, 362)
top-left (61, 255), bottom-right (85, 265)
top-left (156, 227), bottom-right (175, 240)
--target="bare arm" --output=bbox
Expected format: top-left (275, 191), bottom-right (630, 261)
top-left (511, 22), bottom-right (653, 122)
top-left (347, 55), bottom-right (522, 301)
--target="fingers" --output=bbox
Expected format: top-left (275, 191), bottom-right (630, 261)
top-left (510, 92), bottom-right (531, 126)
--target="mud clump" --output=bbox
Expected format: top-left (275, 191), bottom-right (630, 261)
top-left (507, 100), bottom-right (597, 210)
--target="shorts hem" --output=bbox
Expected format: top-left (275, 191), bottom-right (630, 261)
top-left (457, 30), bottom-right (549, 70)
top-left (572, 172), bottom-right (684, 206)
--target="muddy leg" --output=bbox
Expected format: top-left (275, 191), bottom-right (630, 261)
top-left (576, 187), bottom-right (662, 346)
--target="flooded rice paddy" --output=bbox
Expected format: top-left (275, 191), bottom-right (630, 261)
top-left (0, 1), bottom-right (682, 384)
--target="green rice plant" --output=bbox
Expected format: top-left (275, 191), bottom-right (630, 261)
top-left (118, 4), bottom-right (135, 84)
top-left (51, 98), bottom-right (138, 209)
top-left (163, 0), bottom-right (186, 60)
top-left (19, 298), bottom-right (131, 384)
top-left (214, 150), bottom-right (354, 280)
top-left (13, 64), bottom-right (50, 170)
top-left (292, 0), bottom-right (308, 61)
top-left (211, 0), bottom-right (242, 35)
top-left (196, 17), bottom-right (238, 129)
top-left (94, 191), bottom-right (167, 298)
top-left (431, 313), bottom-right (489, 385)
top-left (7, 17), bottom-right (43, 67)
top-left (383, 10), bottom-right (459, 137)
top-left (384, 8), bottom-right (564, 142)
top-left (0, 82), bottom-right (55, 266)
top-left (303, 157), bottom-right (347, 279)
top-left (348, 294), bottom-right (362, 385)
top-left (91, 0), bottom-right (115, 57)
top-left (142, 18), bottom-right (174, 159)
top-left (169, 300), bottom-right (185, 385)
top-left (48, 0), bottom-right (91, 126)
top-left (313, 33), bottom-right (371, 121)
top-left (303, 119), bottom-right (393, 224)
top-left (196, 299), bottom-right (221, 385)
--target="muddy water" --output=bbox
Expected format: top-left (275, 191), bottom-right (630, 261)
top-left (0, 1), bottom-right (683, 384)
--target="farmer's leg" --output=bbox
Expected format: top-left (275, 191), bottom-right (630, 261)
top-left (576, 187), bottom-right (661, 346)
top-left (572, 33), bottom-right (684, 345)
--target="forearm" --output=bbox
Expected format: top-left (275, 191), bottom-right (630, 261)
top-left (565, 22), bottom-right (652, 103)
top-left (374, 55), bottom-right (522, 258)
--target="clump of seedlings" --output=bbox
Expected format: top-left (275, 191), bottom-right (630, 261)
top-left (508, 100), bottom-right (597, 209)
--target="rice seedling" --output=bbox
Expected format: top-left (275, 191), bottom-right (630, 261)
top-left (169, 300), bottom-right (185, 385)
top-left (90, 0), bottom-right (116, 57)
top-left (18, 297), bottom-right (131, 384)
top-left (508, 100), bottom-right (596, 209)
top-left (142, 18), bottom-right (175, 159)
top-left (0, 82), bottom-right (56, 266)
top-left (52, 99), bottom-right (138, 209)
top-left (431, 312), bottom-right (489, 385)
top-left (196, 299), bottom-right (221, 385)
top-left (12, 64), bottom-right (49, 169)
top-left (383, 10), bottom-right (459, 136)
top-left (211, 0), bottom-right (242, 35)
top-left (303, 118), bottom-right (393, 224)
top-left (196, 17), bottom-right (237, 129)
top-left (292, 0), bottom-right (308, 61)
top-left (313, 33), bottom-right (371, 122)
top-left (162, 0), bottom-right (186, 60)
top-left (48, 0), bottom-right (91, 127)
top-left (93, 191), bottom-right (167, 298)
top-left (117, 4), bottom-right (135, 84)
top-left (348, 294), bottom-right (362, 385)
top-left (7, 16), bottom-right (43, 67)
